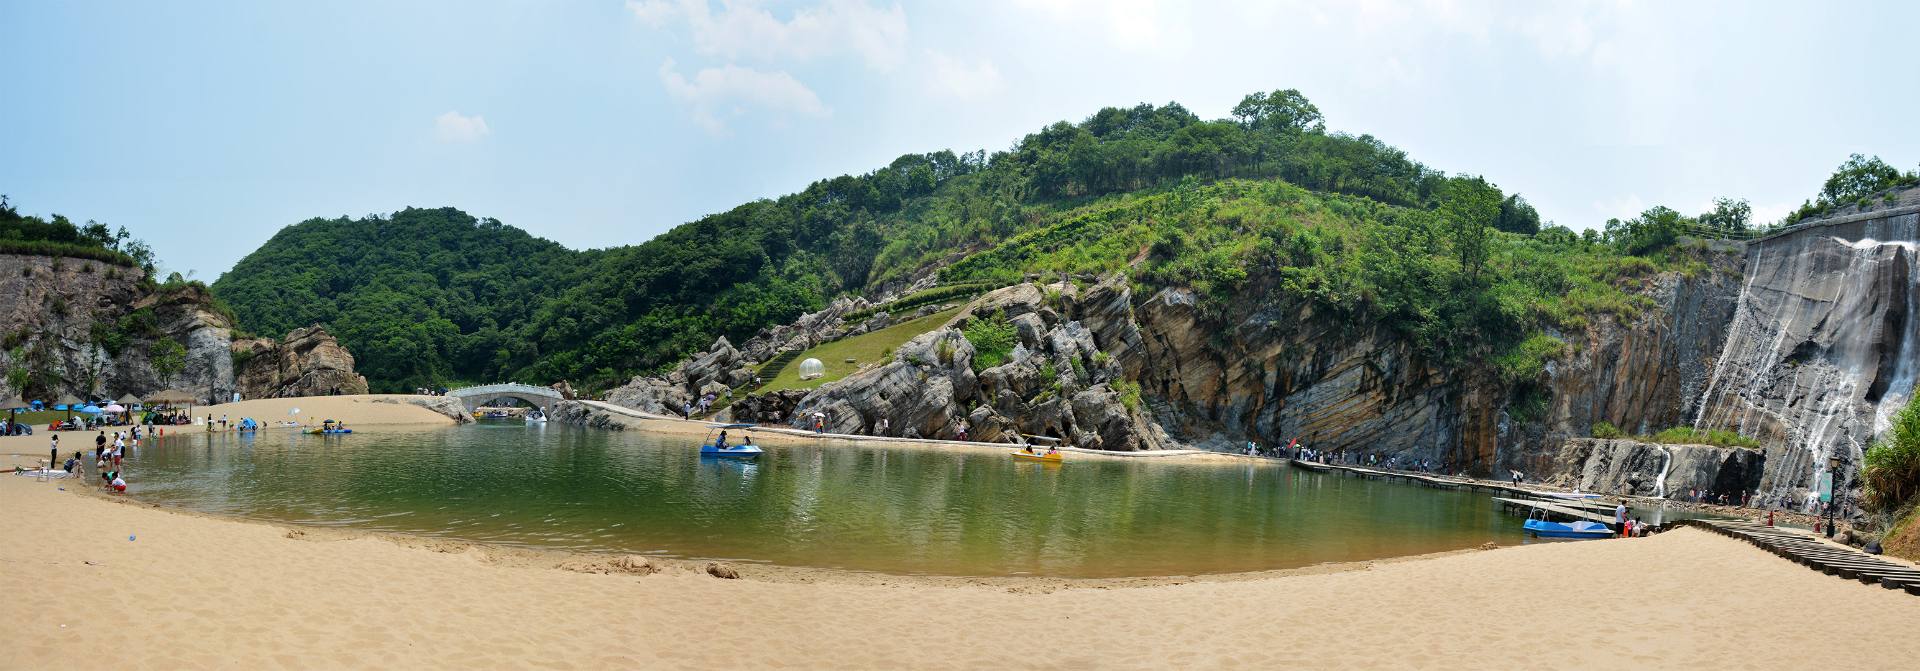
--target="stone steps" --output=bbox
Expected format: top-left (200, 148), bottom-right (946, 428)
top-left (1678, 519), bottom-right (1920, 596)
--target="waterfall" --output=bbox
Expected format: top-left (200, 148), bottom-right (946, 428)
top-left (1688, 210), bottom-right (1919, 495)
top-left (1652, 446), bottom-right (1672, 498)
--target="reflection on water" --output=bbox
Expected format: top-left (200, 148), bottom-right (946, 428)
top-left (126, 422), bottom-right (1524, 577)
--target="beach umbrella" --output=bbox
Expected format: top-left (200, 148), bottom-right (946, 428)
top-left (0, 395), bottom-right (26, 435)
top-left (104, 403), bottom-right (126, 413)
top-left (78, 404), bottom-right (102, 414)
top-left (54, 393), bottom-right (83, 423)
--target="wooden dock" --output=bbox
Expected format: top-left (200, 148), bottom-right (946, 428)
top-left (1286, 459), bottom-right (1620, 502)
top-left (1679, 519), bottom-right (1920, 596)
top-left (1490, 497), bottom-right (1620, 525)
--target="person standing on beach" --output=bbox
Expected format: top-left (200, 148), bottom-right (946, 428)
top-left (95, 431), bottom-right (106, 463)
top-left (49, 434), bottom-right (59, 471)
top-left (1614, 501), bottom-right (1628, 537)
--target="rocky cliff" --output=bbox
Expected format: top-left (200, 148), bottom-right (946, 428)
top-left (0, 253), bottom-right (367, 402)
top-left (1523, 438), bottom-right (1765, 498)
top-left (1690, 194), bottom-right (1919, 500)
top-left (585, 191), bottom-right (1919, 507)
top-left (232, 325), bottom-right (370, 398)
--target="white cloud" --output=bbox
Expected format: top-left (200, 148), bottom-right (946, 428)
top-left (924, 51), bottom-right (1003, 100)
top-left (658, 59), bottom-right (829, 134)
top-left (627, 0), bottom-right (908, 71)
top-left (1011, 0), bottom-right (1190, 51)
top-left (1593, 193), bottom-right (1646, 222)
top-left (433, 111), bottom-right (490, 143)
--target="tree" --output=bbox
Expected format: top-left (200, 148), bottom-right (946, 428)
top-left (1440, 177), bottom-right (1501, 281)
top-left (1605, 205), bottom-right (1689, 255)
top-left (1494, 194), bottom-right (1541, 235)
top-left (151, 339), bottom-right (187, 380)
top-left (1697, 197), bottom-right (1751, 233)
top-left (1231, 89), bottom-right (1325, 135)
top-left (1820, 154), bottom-right (1906, 206)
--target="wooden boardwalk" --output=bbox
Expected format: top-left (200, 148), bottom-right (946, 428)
top-left (1680, 518), bottom-right (1920, 596)
top-left (1490, 497), bottom-right (1619, 525)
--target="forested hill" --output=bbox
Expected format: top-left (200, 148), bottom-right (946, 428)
top-left (213, 88), bottom-right (1808, 393)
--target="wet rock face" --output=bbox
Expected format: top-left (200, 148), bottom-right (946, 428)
top-left (1527, 438), bottom-right (1765, 499)
top-left (233, 325), bottom-right (370, 399)
top-left (1691, 208), bottom-right (1919, 496)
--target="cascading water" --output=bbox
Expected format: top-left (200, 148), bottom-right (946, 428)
top-left (1652, 446), bottom-right (1672, 499)
top-left (1689, 208), bottom-right (1920, 501)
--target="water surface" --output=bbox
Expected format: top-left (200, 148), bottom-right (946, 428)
top-left (126, 422), bottom-right (1527, 577)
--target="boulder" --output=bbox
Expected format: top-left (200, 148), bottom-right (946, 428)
top-left (605, 376), bottom-right (691, 415)
top-left (704, 562), bottom-right (741, 579)
top-left (731, 390), bottom-right (807, 423)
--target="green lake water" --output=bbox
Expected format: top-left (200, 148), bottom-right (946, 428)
top-left (124, 421), bottom-right (1531, 577)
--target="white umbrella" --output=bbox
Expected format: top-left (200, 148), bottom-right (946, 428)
top-left (103, 403), bottom-right (126, 413)
top-left (812, 412), bottom-right (825, 418)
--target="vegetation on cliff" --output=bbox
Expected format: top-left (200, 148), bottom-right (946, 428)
top-left (211, 88), bottom-right (1790, 393)
top-left (1864, 395), bottom-right (1920, 512)
top-left (0, 195), bottom-right (157, 271)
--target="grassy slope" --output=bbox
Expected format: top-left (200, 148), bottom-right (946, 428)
top-left (1884, 508), bottom-right (1920, 562)
top-left (756, 308), bottom-right (962, 393)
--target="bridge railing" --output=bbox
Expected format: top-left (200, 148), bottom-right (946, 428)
top-left (447, 383), bottom-right (562, 398)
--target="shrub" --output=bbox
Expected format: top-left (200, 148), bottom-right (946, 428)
top-left (1113, 379), bottom-right (1143, 411)
top-left (1592, 421), bottom-right (1624, 439)
top-left (1642, 426), bottom-right (1760, 449)
top-left (960, 313), bottom-right (1017, 371)
top-left (1865, 395), bottom-right (1920, 512)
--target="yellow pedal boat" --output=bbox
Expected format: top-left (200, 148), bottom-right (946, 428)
top-left (1011, 450), bottom-right (1063, 464)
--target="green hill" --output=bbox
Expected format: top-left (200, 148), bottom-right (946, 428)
top-left (213, 88), bottom-right (1771, 393)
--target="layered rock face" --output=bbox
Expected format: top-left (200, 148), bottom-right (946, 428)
top-left (0, 253), bottom-right (368, 402)
top-left (585, 192), bottom-right (1914, 506)
top-left (1691, 204), bottom-right (1919, 497)
top-left (781, 279), bottom-right (1169, 449)
top-left (232, 325), bottom-right (370, 398)
top-left (1523, 438), bottom-right (1765, 499)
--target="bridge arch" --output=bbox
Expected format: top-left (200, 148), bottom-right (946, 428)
top-left (446, 383), bottom-right (564, 415)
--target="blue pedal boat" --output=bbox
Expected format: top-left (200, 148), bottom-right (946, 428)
top-left (1523, 518), bottom-right (1616, 539)
top-left (701, 423), bottom-right (763, 458)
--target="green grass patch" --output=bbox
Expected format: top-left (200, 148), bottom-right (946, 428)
top-left (1641, 426), bottom-right (1759, 449)
top-left (755, 307), bottom-right (961, 392)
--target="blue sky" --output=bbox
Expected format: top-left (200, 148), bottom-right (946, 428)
top-left (4, 1), bottom-right (1917, 279)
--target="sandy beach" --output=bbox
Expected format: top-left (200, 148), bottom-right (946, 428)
top-left (5, 458), bottom-right (1919, 670)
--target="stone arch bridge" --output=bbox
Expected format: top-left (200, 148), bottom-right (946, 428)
top-left (446, 383), bottom-right (563, 415)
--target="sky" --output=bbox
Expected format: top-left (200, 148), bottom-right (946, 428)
top-left (4, 0), bottom-right (1918, 279)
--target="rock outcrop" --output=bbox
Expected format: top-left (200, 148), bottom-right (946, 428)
top-left (600, 297), bottom-right (873, 414)
top-left (0, 253), bottom-right (370, 402)
top-left (1524, 438), bottom-right (1766, 499)
top-left (232, 325), bottom-right (369, 398)
top-left (774, 277), bottom-right (1170, 450)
